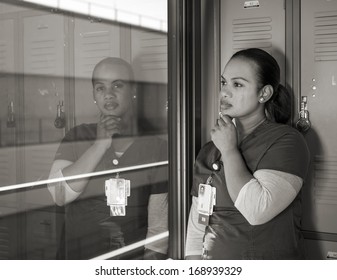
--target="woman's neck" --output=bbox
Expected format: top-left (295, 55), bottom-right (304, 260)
top-left (119, 112), bottom-right (136, 136)
top-left (235, 115), bottom-right (267, 143)
top-left (108, 112), bottom-right (136, 153)
top-left (112, 136), bottom-right (135, 153)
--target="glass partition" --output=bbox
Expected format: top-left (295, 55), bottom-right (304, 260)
top-left (0, 0), bottom-right (168, 260)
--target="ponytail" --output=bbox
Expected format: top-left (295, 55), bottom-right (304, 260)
top-left (265, 84), bottom-right (291, 124)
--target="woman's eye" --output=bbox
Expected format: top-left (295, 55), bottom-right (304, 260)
top-left (113, 82), bottom-right (125, 89)
top-left (221, 80), bottom-right (227, 87)
top-left (95, 86), bottom-right (104, 92)
top-left (234, 82), bottom-right (242, 87)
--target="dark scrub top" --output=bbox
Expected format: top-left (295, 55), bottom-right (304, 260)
top-left (191, 120), bottom-right (310, 259)
top-left (55, 123), bottom-right (168, 259)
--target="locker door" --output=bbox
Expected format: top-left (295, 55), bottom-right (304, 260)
top-left (214, 0), bottom-right (287, 144)
top-left (0, 18), bottom-right (17, 187)
top-left (23, 13), bottom-right (66, 145)
top-left (131, 29), bottom-right (168, 134)
top-left (301, 0), bottom-right (337, 259)
top-left (22, 13), bottom-right (66, 207)
top-left (0, 16), bottom-right (19, 259)
top-left (131, 29), bottom-right (168, 84)
top-left (73, 18), bottom-right (121, 125)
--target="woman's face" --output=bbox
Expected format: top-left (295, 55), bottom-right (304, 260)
top-left (220, 57), bottom-right (263, 120)
top-left (92, 62), bottom-right (134, 117)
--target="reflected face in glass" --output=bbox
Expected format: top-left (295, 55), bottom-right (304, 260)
top-left (220, 57), bottom-right (262, 120)
top-left (92, 62), bottom-right (134, 118)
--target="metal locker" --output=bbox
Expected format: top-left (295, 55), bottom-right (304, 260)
top-left (0, 17), bottom-right (17, 188)
top-left (301, 0), bottom-right (337, 259)
top-left (22, 13), bottom-right (66, 208)
top-left (207, 0), bottom-right (287, 145)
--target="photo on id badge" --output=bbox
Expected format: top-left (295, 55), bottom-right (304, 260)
top-left (197, 184), bottom-right (215, 225)
top-left (198, 184), bottom-right (214, 213)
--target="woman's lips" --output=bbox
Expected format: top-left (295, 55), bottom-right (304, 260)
top-left (104, 101), bottom-right (118, 110)
top-left (220, 102), bottom-right (232, 110)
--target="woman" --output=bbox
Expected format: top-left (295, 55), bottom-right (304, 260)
top-left (185, 48), bottom-right (310, 259)
top-left (48, 57), bottom-right (168, 259)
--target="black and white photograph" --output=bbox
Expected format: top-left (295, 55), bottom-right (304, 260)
top-left (0, 0), bottom-right (336, 279)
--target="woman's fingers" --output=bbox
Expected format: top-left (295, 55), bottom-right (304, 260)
top-left (216, 114), bottom-right (232, 128)
top-left (219, 112), bottom-right (233, 125)
top-left (211, 113), bottom-right (238, 153)
top-left (98, 115), bottom-right (122, 138)
top-left (100, 114), bottom-right (121, 123)
top-left (100, 115), bottom-right (121, 129)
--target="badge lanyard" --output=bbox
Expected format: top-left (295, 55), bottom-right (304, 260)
top-left (197, 158), bottom-right (223, 225)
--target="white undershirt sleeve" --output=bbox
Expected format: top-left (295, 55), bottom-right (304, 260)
top-left (185, 196), bottom-right (206, 257)
top-left (234, 169), bottom-right (303, 226)
top-left (47, 159), bottom-right (81, 206)
top-left (145, 193), bottom-right (168, 254)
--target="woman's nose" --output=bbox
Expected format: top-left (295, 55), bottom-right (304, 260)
top-left (220, 86), bottom-right (232, 98)
top-left (105, 87), bottom-right (117, 98)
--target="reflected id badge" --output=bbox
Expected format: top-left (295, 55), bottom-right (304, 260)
top-left (197, 183), bottom-right (216, 225)
top-left (105, 178), bottom-right (131, 216)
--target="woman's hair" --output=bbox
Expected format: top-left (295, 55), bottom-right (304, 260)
top-left (230, 48), bottom-right (291, 124)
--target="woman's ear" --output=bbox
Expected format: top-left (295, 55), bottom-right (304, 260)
top-left (131, 83), bottom-right (137, 99)
top-left (258, 85), bottom-right (274, 103)
top-left (92, 92), bottom-right (97, 104)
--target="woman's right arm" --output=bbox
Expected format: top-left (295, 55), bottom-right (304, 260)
top-left (47, 140), bottom-right (109, 206)
top-left (48, 115), bottom-right (122, 206)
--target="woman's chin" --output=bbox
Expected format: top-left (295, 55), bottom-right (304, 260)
top-left (220, 109), bottom-right (233, 118)
top-left (103, 110), bottom-right (119, 117)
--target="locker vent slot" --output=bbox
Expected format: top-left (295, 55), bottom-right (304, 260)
top-left (0, 225), bottom-right (10, 259)
top-left (0, 41), bottom-right (8, 73)
top-left (78, 30), bottom-right (111, 76)
top-left (0, 19), bottom-right (14, 74)
top-left (0, 153), bottom-right (11, 182)
top-left (24, 145), bottom-right (57, 182)
top-left (27, 39), bottom-right (57, 75)
top-left (314, 11), bottom-right (337, 61)
top-left (314, 156), bottom-right (337, 205)
top-left (138, 31), bottom-right (167, 71)
top-left (232, 17), bottom-right (273, 52)
top-left (0, 149), bottom-right (14, 186)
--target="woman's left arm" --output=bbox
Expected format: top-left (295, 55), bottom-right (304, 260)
top-left (234, 169), bottom-right (303, 225)
top-left (215, 140), bottom-right (304, 225)
top-left (211, 115), bottom-right (254, 202)
top-left (211, 115), bottom-right (310, 225)
top-left (221, 148), bottom-right (254, 202)
top-left (144, 193), bottom-right (168, 259)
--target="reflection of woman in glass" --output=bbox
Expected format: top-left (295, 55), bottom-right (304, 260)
top-left (48, 57), bottom-right (168, 259)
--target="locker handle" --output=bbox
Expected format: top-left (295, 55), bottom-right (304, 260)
top-left (296, 96), bottom-right (311, 134)
top-left (54, 100), bottom-right (66, 129)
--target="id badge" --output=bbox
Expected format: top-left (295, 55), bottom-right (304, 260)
top-left (105, 178), bottom-right (131, 216)
top-left (197, 183), bottom-right (216, 225)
